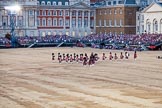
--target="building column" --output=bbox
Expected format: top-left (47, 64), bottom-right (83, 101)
top-left (82, 11), bottom-right (84, 28)
top-left (63, 10), bottom-right (66, 30)
top-left (70, 9), bottom-right (72, 36)
top-left (88, 10), bottom-right (90, 28)
top-left (94, 10), bottom-right (96, 34)
top-left (34, 9), bottom-right (37, 27)
top-left (76, 10), bottom-right (78, 28)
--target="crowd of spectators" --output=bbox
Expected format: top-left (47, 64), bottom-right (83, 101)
top-left (0, 33), bottom-right (162, 49)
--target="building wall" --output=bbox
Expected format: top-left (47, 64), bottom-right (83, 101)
top-left (96, 6), bottom-right (138, 35)
top-left (0, 0), bottom-right (38, 37)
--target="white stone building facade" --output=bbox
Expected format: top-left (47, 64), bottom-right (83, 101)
top-left (136, 2), bottom-right (162, 34)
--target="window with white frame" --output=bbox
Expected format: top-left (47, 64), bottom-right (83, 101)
top-left (120, 19), bottom-right (122, 26)
top-left (90, 19), bottom-right (94, 27)
top-left (78, 11), bottom-right (82, 17)
top-left (43, 10), bottom-right (46, 16)
top-left (65, 19), bottom-right (69, 27)
top-left (37, 10), bottom-right (40, 16)
top-left (65, 2), bottom-right (68, 5)
top-left (41, 1), bottom-right (45, 5)
top-left (48, 10), bottom-right (51, 16)
top-left (29, 10), bottom-right (34, 16)
top-left (53, 1), bottom-right (56, 5)
top-left (110, 9), bottom-right (112, 14)
top-left (119, 9), bottom-right (122, 14)
top-left (42, 19), bottom-right (46, 26)
top-left (114, 9), bottom-right (117, 14)
top-left (90, 11), bottom-right (94, 16)
top-left (72, 11), bottom-right (76, 16)
top-left (78, 18), bottom-right (82, 27)
top-left (72, 18), bottom-right (76, 27)
top-left (59, 18), bottom-right (63, 26)
top-left (53, 10), bottom-right (57, 16)
top-left (18, 16), bottom-right (23, 27)
top-left (84, 18), bottom-right (88, 27)
top-left (37, 19), bottom-right (40, 26)
top-left (47, 1), bottom-right (51, 5)
top-left (65, 10), bottom-right (69, 16)
top-left (53, 18), bottom-right (57, 26)
top-left (58, 2), bottom-right (62, 5)
top-left (114, 19), bottom-right (117, 26)
top-left (48, 18), bottom-right (52, 26)
top-left (99, 20), bottom-right (101, 27)
top-left (109, 20), bottom-right (112, 26)
top-left (104, 20), bottom-right (106, 26)
top-left (59, 10), bottom-right (62, 16)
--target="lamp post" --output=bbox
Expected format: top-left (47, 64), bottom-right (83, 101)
top-left (4, 5), bottom-right (21, 48)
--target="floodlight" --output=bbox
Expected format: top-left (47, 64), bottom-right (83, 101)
top-left (4, 5), bottom-right (21, 12)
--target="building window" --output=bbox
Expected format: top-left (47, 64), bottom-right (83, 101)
top-left (48, 18), bottom-right (52, 26)
top-left (110, 9), bottom-right (112, 14)
top-left (29, 10), bottom-right (34, 16)
top-left (119, 9), bottom-right (122, 14)
top-left (109, 20), bottom-right (112, 26)
top-left (48, 10), bottom-right (51, 16)
top-left (65, 19), bottom-right (69, 27)
top-left (108, 1), bottom-right (111, 5)
top-left (114, 9), bottom-right (117, 14)
top-left (37, 10), bottom-right (40, 16)
top-left (59, 18), bottom-right (63, 26)
top-left (41, 1), bottom-right (45, 5)
top-left (42, 19), bottom-right (46, 26)
top-left (78, 11), bottom-right (82, 17)
top-left (72, 18), bottom-right (76, 27)
top-left (104, 20), bottom-right (106, 26)
top-left (84, 11), bottom-right (88, 17)
top-left (142, 25), bottom-right (144, 32)
top-left (90, 11), bottom-right (94, 16)
top-left (72, 11), bottom-right (76, 16)
top-left (59, 10), bottom-right (62, 16)
top-left (53, 10), bottom-right (57, 16)
top-left (53, 2), bottom-right (56, 5)
top-left (37, 19), bottom-right (40, 26)
top-left (65, 10), bottom-right (69, 16)
top-left (18, 16), bottom-right (23, 27)
top-left (118, 1), bottom-right (123, 4)
top-left (90, 19), bottom-right (94, 27)
top-left (58, 2), bottom-right (62, 5)
top-left (99, 10), bottom-right (101, 15)
top-left (120, 19), bottom-right (122, 26)
top-left (43, 10), bottom-right (46, 16)
top-left (84, 18), bottom-right (88, 27)
top-left (53, 19), bottom-right (57, 26)
top-left (113, 1), bottom-right (116, 5)
top-left (78, 18), bottom-right (82, 27)
top-left (99, 20), bottom-right (101, 27)
top-left (114, 19), bottom-right (117, 26)
top-left (65, 2), bottom-right (68, 5)
top-left (47, 1), bottom-right (51, 5)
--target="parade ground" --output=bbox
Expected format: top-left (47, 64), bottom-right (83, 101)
top-left (0, 47), bottom-right (162, 108)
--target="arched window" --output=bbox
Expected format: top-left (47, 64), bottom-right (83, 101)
top-left (41, 1), bottom-right (45, 5)
top-left (153, 19), bottom-right (158, 33)
top-left (146, 19), bottom-right (151, 33)
top-left (47, 1), bottom-right (51, 5)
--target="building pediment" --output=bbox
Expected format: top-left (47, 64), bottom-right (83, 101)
top-left (142, 2), bottom-right (162, 13)
top-left (70, 2), bottom-right (91, 9)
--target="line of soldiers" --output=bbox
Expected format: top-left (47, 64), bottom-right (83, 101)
top-left (52, 51), bottom-right (137, 66)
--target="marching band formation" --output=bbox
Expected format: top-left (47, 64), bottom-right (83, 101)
top-left (52, 51), bottom-right (137, 66)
